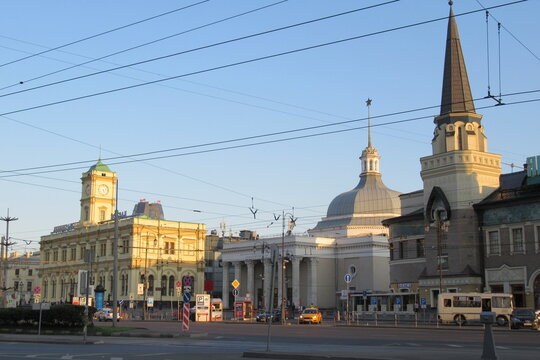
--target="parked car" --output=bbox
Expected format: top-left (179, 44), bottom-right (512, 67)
top-left (255, 309), bottom-right (287, 322)
top-left (299, 308), bottom-right (323, 324)
top-left (510, 309), bottom-right (539, 330)
top-left (96, 308), bottom-right (120, 322)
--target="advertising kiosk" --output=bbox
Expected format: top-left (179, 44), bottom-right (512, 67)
top-left (210, 298), bottom-right (223, 321)
top-left (234, 297), bottom-right (254, 320)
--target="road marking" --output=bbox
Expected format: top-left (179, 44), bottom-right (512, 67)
top-left (406, 343), bottom-right (421, 347)
top-left (60, 356), bottom-right (73, 360)
top-left (496, 346), bottom-right (510, 350)
top-left (447, 344), bottom-right (463, 348)
top-left (110, 358), bottom-right (123, 360)
top-left (135, 354), bottom-right (171, 357)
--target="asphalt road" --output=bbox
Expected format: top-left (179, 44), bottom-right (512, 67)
top-left (0, 321), bottom-right (538, 359)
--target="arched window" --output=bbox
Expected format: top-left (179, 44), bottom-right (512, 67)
top-left (168, 276), bottom-right (175, 296)
top-left (84, 206), bottom-right (89, 221)
top-left (458, 126), bottom-right (463, 150)
top-left (369, 160), bottom-right (373, 171)
top-left (161, 275), bottom-right (167, 296)
top-left (148, 275), bottom-right (154, 291)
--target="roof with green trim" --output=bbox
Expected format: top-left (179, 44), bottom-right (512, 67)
top-left (88, 160), bottom-right (112, 172)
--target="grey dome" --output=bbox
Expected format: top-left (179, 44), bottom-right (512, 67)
top-left (327, 173), bottom-right (400, 217)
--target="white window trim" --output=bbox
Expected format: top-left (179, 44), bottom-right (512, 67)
top-left (510, 226), bottom-right (525, 255)
top-left (485, 229), bottom-right (501, 256)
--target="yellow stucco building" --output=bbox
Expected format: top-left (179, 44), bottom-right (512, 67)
top-left (39, 160), bottom-right (206, 309)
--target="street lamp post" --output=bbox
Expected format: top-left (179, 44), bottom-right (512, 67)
top-left (280, 210), bottom-right (297, 325)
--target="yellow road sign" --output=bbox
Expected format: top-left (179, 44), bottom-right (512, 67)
top-left (231, 279), bottom-right (240, 289)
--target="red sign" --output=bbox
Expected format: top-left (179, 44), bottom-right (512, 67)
top-left (204, 280), bottom-right (213, 292)
top-left (33, 286), bottom-right (41, 294)
top-left (182, 303), bottom-right (190, 331)
top-left (176, 280), bottom-right (182, 288)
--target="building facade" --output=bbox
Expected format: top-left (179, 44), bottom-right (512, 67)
top-left (40, 161), bottom-right (206, 309)
top-left (221, 101), bottom-right (401, 311)
top-left (2, 251), bottom-right (41, 307)
top-left (474, 163), bottom-right (540, 309)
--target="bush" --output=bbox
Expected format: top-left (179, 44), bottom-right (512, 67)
top-left (0, 305), bottom-right (97, 328)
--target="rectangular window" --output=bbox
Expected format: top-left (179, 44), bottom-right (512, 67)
top-left (14, 281), bottom-right (19, 290)
top-left (511, 228), bottom-right (525, 254)
top-left (487, 230), bottom-right (500, 256)
top-left (53, 251), bottom-right (58, 262)
top-left (122, 238), bottom-right (130, 254)
top-left (90, 245), bottom-right (96, 258)
top-left (28, 269), bottom-right (33, 276)
top-left (61, 249), bottom-right (67, 261)
top-left (389, 242), bottom-right (394, 261)
top-left (71, 247), bottom-right (76, 261)
top-left (398, 241), bottom-right (405, 259)
top-left (438, 255), bottom-right (449, 270)
top-left (165, 241), bottom-right (175, 255)
top-left (15, 268), bottom-right (20, 276)
top-left (416, 238), bottom-right (425, 257)
top-left (100, 243), bottom-right (106, 257)
top-left (27, 281), bottom-right (32, 292)
top-left (45, 252), bottom-right (50, 262)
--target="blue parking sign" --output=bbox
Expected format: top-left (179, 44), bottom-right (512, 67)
top-left (420, 297), bottom-right (427, 305)
top-left (395, 297), bottom-right (401, 305)
top-left (370, 297), bottom-right (377, 305)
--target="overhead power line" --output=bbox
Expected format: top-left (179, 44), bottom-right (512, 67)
top-left (0, 0), bottom-right (211, 68)
top-left (1, 92), bottom-right (538, 179)
top-left (0, 1), bottom-right (525, 119)
top-left (0, 0), bottom-right (290, 92)
top-left (0, 0), bottom-right (399, 100)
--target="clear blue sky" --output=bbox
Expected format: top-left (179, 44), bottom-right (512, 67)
top-left (1, 0), bottom-right (539, 253)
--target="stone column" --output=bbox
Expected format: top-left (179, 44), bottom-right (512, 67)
top-left (232, 261), bottom-right (242, 294)
top-left (291, 256), bottom-right (301, 308)
top-left (309, 257), bottom-right (318, 307)
top-left (222, 261), bottom-right (229, 309)
top-left (263, 259), bottom-right (272, 311)
top-left (246, 260), bottom-right (255, 300)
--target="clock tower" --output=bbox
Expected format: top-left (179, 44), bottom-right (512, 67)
top-left (80, 159), bottom-right (117, 225)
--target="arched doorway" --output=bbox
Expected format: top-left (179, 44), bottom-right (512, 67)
top-left (534, 274), bottom-right (540, 311)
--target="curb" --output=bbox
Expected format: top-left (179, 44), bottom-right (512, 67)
top-left (242, 352), bottom-right (389, 360)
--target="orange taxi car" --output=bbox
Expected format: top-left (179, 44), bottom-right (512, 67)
top-left (299, 308), bottom-right (322, 324)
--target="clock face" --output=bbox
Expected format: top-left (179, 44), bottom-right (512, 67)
top-left (98, 184), bottom-right (109, 195)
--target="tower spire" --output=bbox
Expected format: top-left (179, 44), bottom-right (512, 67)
top-left (439, 1), bottom-right (475, 116)
top-left (366, 98), bottom-right (372, 147)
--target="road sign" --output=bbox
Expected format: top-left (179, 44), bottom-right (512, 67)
top-left (420, 297), bottom-right (427, 309)
top-left (231, 279), bottom-right (240, 289)
top-left (370, 297), bottom-right (378, 305)
top-left (183, 292), bottom-right (191, 303)
top-left (232, 288), bottom-right (239, 296)
top-left (182, 303), bottom-right (190, 331)
top-left (395, 297), bottom-right (401, 305)
top-left (176, 280), bottom-right (182, 288)
top-left (137, 283), bottom-right (144, 295)
top-left (147, 297), bottom-right (154, 307)
top-left (33, 286), bottom-right (41, 294)
top-left (34, 294), bottom-right (42, 303)
top-left (344, 274), bottom-right (352, 283)
top-left (176, 287), bottom-right (182, 297)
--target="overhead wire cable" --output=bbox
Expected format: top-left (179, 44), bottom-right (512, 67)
top-left (1, 95), bottom-right (539, 179)
top-left (0, 2), bottom-right (526, 118)
top-left (1, 89), bottom-right (539, 176)
top-left (0, 0), bottom-right (289, 91)
top-left (0, 0), bottom-right (399, 99)
top-left (0, 0), bottom-right (211, 68)
top-left (475, 0), bottom-right (540, 63)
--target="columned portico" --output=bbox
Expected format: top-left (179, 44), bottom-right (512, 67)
top-left (309, 257), bottom-right (318, 306)
top-left (263, 259), bottom-right (272, 311)
top-left (232, 261), bottom-right (242, 287)
top-left (277, 258), bottom-right (283, 305)
top-left (222, 261), bottom-right (229, 309)
top-left (246, 260), bottom-right (255, 298)
top-left (292, 256), bottom-right (301, 308)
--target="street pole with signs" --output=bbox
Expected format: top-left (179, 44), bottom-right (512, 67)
top-left (344, 274), bottom-right (351, 324)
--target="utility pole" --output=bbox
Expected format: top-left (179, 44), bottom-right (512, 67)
top-left (112, 179), bottom-right (119, 327)
top-left (1, 210), bottom-right (18, 302)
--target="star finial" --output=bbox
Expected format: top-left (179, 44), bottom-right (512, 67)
top-left (366, 98), bottom-right (372, 107)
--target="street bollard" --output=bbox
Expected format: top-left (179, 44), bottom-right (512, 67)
top-left (480, 311), bottom-right (498, 360)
